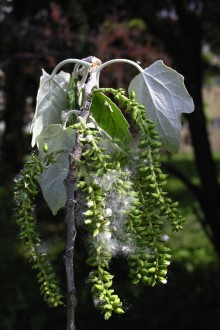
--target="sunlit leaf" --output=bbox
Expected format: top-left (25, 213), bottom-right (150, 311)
top-left (31, 70), bottom-right (70, 147)
top-left (90, 92), bottom-right (132, 144)
top-left (128, 60), bottom-right (194, 153)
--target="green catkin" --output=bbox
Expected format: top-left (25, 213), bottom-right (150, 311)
top-left (93, 88), bottom-right (185, 286)
top-left (97, 88), bottom-right (185, 231)
top-left (74, 117), bottom-right (124, 319)
top-left (14, 154), bottom-right (63, 307)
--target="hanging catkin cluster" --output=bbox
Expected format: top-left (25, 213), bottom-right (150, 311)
top-left (66, 89), bottom-right (185, 318)
top-left (14, 153), bottom-right (63, 307)
top-left (14, 87), bottom-right (185, 319)
top-left (13, 53), bottom-right (195, 326)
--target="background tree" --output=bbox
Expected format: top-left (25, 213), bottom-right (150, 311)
top-left (1, 0), bottom-right (220, 329)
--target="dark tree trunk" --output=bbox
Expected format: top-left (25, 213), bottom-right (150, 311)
top-left (170, 14), bottom-right (220, 256)
top-left (179, 53), bottom-right (220, 256)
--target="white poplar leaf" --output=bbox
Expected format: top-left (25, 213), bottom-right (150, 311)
top-left (37, 124), bottom-right (76, 156)
top-left (31, 69), bottom-right (70, 147)
top-left (39, 152), bottom-right (69, 215)
top-left (37, 124), bottom-right (76, 215)
top-left (128, 60), bottom-right (194, 153)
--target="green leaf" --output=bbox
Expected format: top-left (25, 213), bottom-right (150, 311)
top-left (31, 70), bottom-right (70, 147)
top-left (37, 124), bottom-right (76, 156)
top-left (128, 60), bottom-right (194, 153)
top-left (37, 124), bottom-right (76, 215)
top-left (39, 153), bottom-right (68, 215)
top-left (90, 92), bottom-right (132, 144)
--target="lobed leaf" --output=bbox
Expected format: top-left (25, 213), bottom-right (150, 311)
top-left (37, 124), bottom-right (75, 156)
top-left (128, 60), bottom-right (194, 153)
top-left (31, 70), bottom-right (71, 147)
top-left (37, 124), bottom-right (76, 215)
top-left (39, 153), bottom-right (69, 215)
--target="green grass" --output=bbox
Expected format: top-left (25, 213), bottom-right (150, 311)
top-left (162, 152), bottom-right (220, 268)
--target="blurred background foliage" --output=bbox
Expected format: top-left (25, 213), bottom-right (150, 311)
top-left (0, 0), bottom-right (220, 329)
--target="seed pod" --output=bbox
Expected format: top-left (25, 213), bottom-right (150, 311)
top-left (129, 268), bottom-right (138, 275)
top-left (133, 219), bottom-right (142, 226)
top-left (148, 123), bottom-right (157, 130)
top-left (115, 308), bottom-right (124, 314)
top-left (132, 111), bottom-right (138, 120)
top-left (104, 281), bottom-right (113, 289)
top-left (148, 267), bottom-right (156, 273)
top-left (141, 276), bottom-right (149, 284)
top-left (152, 148), bottom-right (160, 154)
top-left (151, 141), bottom-right (161, 148)
top-left (158, 246), bottom-right (170, 253)
top-left (94, 284), bottom-right (103, 291)
top-left (115, 161), bottom-right (121, 170)
top-left (103, 274), bottom-right (113, 282)
top-left (71, 122), bottom-right (81, 129)
top-left (140, 268), bottom-right (148, 276)
top-left (105, 304), bottom-right (113, 310)
top-left (130, 91), bottom-right (136, 100)
top-left (140, 150), bottom-right (148, 158)
top-left (158, 269), bottom-right (168, 277)
top-left (35, 164), bottom-right (42, 173)
top-left (152, 192), bottom-right (160, 199)
top-left (159, 180), bottom-right (167, 187)
top-left (84, 210), bottom-right (94, 217)
top-left (163, 253), bottom-right (171, 259)
top-left (104, 311), bottom-right (112, 320)
top-left (143, 174), bottom-right (152, 182)
top-left (139, 166), bottom-right (149, 174)
top-left (93, 228), bottom-right (99, 237)
top-left (171, 201), bottom-right (179, 208)
top-left (43, 143), bottom-right (48, 153)
top-left (132, 278), bottom-right (140, 285)
top-left (158, 277), bottom-right (167, 284)
top-left (136, 273), bottom-right (142, 279)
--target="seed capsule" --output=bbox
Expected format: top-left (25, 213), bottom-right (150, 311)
top-left (130, 91), bottom-right (136, 100)
top-left (132, 111), bottom-right (138, 120)
top-left (141, 269), bottom-right (148, 276)
top-left (43, 143), bottom-right (48, 153)
top-left (93, 228), bottom-right (99, 237)
top-left (148, 267), bottom-right (156, 273)
top-left (94, 284), bottom-right (103, 291)
top-left (132, 278), bottom-right (140, 285)
top-left (104, 311), bottom-right (112, 320)
top-left (115, 308), bottom-right (124, 314)
top-left (138, 140), bottom-right (148, 148)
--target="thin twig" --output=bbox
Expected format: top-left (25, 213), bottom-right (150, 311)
top-left (63, 57), bottom-right (101, 330)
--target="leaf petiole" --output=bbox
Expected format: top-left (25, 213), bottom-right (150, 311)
top-left (95, 58), bottom-right (144, 74)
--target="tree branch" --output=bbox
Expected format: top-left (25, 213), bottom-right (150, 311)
top-left (63, 57), bottom-right (101, 330)
top-left (162, 162), bottom-right (203, 203)
top-left (162, 162), bottom-right (214, 236)
top-left (64, 142), bottom-right (82, 330)
top-left (162, 162), bottom-right (216, 233)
